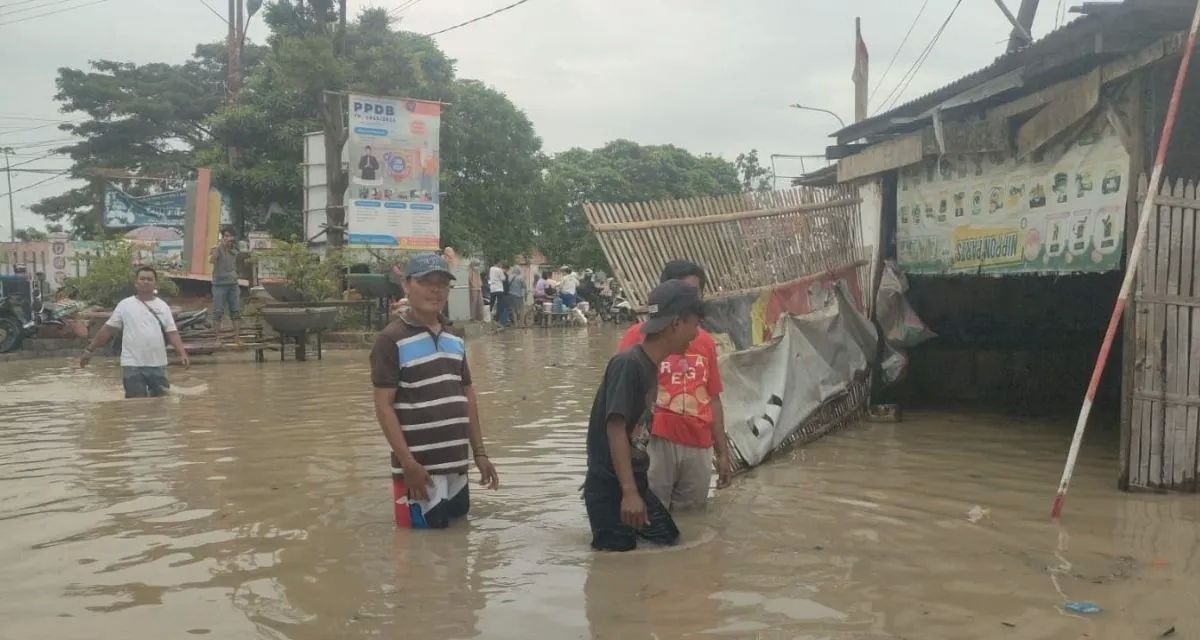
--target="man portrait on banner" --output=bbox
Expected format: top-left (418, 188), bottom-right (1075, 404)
top-left (359, 145), bottom-right (381, 182)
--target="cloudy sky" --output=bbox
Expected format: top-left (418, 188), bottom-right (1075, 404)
top-left (0, 0), bottom-right (1072, 237)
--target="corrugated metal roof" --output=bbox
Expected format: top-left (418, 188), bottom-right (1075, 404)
top-left (832, 0), bottom-right (1193, 144)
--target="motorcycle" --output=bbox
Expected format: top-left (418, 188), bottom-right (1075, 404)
top-left (0, 295), bottom-right (31, 353)
top-left (0, 270), bottom-right (87, 354)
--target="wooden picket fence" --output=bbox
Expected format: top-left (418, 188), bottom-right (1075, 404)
top-left (1128, 175), bottom-right (1200, 491)
top-left (583, 186), bottom-right (864, 308)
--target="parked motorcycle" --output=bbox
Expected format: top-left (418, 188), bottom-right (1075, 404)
top-left (0, 294), bottom-right (84, 354)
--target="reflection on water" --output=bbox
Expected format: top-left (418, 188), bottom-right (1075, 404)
top-left (1, 328), bottom-right (1198, 639)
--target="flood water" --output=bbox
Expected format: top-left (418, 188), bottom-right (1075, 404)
top-left (1, 327), bottom-right (1198, 640)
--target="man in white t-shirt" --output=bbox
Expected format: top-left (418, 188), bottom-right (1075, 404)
top-left (488, 260), bottom-right (506, 321)
top-left (80, 266), bottom-right (189, 398)
top-left (558, 266), bottom-right (580, 308)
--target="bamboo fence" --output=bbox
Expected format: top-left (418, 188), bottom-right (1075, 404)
top-left (584, 185), bottom-right (865, 308)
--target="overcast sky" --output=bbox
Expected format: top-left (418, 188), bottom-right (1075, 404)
top-left (0, 0), bottom-right (1071, 237)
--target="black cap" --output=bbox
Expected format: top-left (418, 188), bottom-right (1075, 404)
top-left (640, 279), bottom-right (704, 335)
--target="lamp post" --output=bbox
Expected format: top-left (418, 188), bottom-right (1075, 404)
top-left (788, 104), bottom-right (847, 129)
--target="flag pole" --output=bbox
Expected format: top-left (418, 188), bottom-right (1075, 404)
top-left (1051, 0), bottom-right (1200, 520)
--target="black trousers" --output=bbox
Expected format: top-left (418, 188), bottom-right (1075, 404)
top-left (583, 470), bottom-right (679, 551)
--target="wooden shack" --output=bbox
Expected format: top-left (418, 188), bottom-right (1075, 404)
top-left (826, 0), bottom-right (1200, 491)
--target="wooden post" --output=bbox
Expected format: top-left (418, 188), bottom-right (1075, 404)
top-left (91, 174), bottom-right (106, 239)
top-left (1006, 0), bottom-right (1039, 53)
top-left (1120, 74), bottom-right (1146, 491)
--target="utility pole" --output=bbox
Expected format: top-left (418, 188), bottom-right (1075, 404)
top-left (2, 147), bottom-right (15, 243)
top-left (1005, 0), bottom-right (1039, 52)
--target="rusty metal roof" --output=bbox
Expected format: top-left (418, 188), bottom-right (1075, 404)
top-left (831, 0), bottom-right (1194, 145)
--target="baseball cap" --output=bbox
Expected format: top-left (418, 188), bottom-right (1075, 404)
top-left (640, 279), bottom-right (705, 335)
top-left (403, 253), bottom-right (456, 280)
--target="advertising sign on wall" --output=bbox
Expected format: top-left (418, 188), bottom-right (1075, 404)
top-left (896, 121), bottom-right (1130, 275)
top-left (346, 94), bottom-right (441, 249)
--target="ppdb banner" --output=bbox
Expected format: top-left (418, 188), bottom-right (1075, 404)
top-left (346, 94), bottom-right (441, 249)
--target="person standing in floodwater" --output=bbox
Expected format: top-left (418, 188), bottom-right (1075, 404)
top-left (209, 228), bottom-right (241, 342)
top-left (584, 280), bottom-right (702, 551)
top-left (618, 260), bottom-right (734, 511)
top-left (80, 266), bottom-right (189, 398)
top-left (370, 253), bottom-right (500, 529)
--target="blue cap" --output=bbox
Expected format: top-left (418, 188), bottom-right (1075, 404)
top-left (403, 253), bottom-right (455, 280)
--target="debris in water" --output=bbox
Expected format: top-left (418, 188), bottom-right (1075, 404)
top-left (1160, 626), bottom-right (1176, 637)
top-left (966, 505), bottom-right (990, 523)
top-left (1000, 621), bottom-right (1016, 628)
top-left (1062, 602), bottom-right (1101, 614)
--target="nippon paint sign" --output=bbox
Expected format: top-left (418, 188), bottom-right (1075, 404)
top-left (895, 121), bottom-right (1129, 275)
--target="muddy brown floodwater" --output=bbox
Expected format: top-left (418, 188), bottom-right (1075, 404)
top-left (1, 327), bottom-right (1199, 639)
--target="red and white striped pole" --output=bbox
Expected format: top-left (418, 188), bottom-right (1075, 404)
top-left (1052, 1), bottom-right (1200, 520)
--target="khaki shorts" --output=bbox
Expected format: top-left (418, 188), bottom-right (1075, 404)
top-left (647, 436), bottom-right (712, 511)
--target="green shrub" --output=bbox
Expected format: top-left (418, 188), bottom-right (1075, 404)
top-left (252, 239), bottom-right (346, 301)
top-left (60, 242), bottom-right (179, 308)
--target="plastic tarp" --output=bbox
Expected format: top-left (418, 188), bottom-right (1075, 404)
top-left (719, 283), bottom-right (878, 468)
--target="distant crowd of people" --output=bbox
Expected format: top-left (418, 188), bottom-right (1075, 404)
top-left (467, 261), bottom-right (606, 327)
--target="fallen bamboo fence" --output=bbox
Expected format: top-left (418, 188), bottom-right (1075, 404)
top-left (584, 185), bottom-right (865, 308)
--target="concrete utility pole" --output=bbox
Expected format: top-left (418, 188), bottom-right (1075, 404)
top-left (1005, 0), bottom-right (1039, 52)
top-left (2, 147), bottom-right (15, 242)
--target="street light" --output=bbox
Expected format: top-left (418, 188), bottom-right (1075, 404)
top-left (788, 104), bottom-right (846, 129)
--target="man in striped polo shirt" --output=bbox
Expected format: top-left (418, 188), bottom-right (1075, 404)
top-left (371, 253), bottom-right (500, 529)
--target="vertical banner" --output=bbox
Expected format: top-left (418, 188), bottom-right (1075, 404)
top-left (347, 94), bottom-right (442, 248)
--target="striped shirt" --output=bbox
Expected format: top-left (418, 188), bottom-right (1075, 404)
top-left (370, 316), bottom-right (473, 475)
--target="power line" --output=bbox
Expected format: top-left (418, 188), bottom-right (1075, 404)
top-left (869, 0), bottom-right (931, 106)
top-left (0, 0), bottom-right (110, 26)
top-left (876, 0), bottom-right (964, 114)
top-left (390, 0), bottom-right (425, 16)
top-left (0, 170), bottom-right (72, 198)
top-left (0, 0), bottom-right (44, 10)
top-left (196, 0), bottom-right (227, 24)
top-left (0, 0), bottom-right (86, 17)
top-left (0, 114), bottom-right (75, 123)
top-left (425, 0), bottom-right (534, 37)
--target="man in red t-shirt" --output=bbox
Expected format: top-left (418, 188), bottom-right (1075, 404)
top-left (617, 260), bottom-right (734, 510)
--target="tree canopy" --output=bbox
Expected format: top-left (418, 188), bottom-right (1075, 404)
top-left (534, 140), bottom-right (742, 270)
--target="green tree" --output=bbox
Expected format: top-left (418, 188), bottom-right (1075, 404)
top-left (440, 79), bottom-right (544, 262)
top-left (13, 228), bottom-right (49, 242)
top-left (535, 140), bottom-right (742, 270)
top-left (735, 149), bottom-right (774, 193)
top-left (60, 241), bottom-right (179, 307)
top-left (31, 43), bottom-right (266, 238)
top-left (212, 4), bottom-right (543, 261)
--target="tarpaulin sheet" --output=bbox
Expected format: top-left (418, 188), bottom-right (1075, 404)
top-left (702, 263), bottom-right (865, 351)
top-left (718, 283), bottom-right (878, 467)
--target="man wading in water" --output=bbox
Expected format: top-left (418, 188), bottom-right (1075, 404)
top-left (80, 266), bottom-right (189, 397)
top-left (584, 280), bottom-right (702, 551)
top-left (371, 253), bottom-right (500, 529)
top-left (618, 260), bottom-right (733, 510)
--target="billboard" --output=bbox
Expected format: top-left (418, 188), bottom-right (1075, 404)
top-left (346, 94), bottom-right (441, 248)
top-left (895, 121), bottom-right (1129, 275)
top-left (104, 185), bottom-right (232, 229)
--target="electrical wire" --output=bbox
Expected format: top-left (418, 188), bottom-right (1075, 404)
top-left (868, 0), bottom-right (932, 106)
top-left (0, 0), bottom-right (44, 10)
top-left (8, 150), bottom-right (67, 169)
top-left (425, 0), bottom-right (534, 37)
top-left (0, 114), bottom-right (74, 123)
top-left (0, 0), bottom-right (110, 26)
top-left (875, 0), bottom-right (964, 114)
top-left (196, 0), bottom-right (227, 24)
top-left (0, 0), bottom-right (87, 17)
top-left (0, 170), bottom-right (72, 198)
top-left (390, 0), bottom-right (425, 16)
